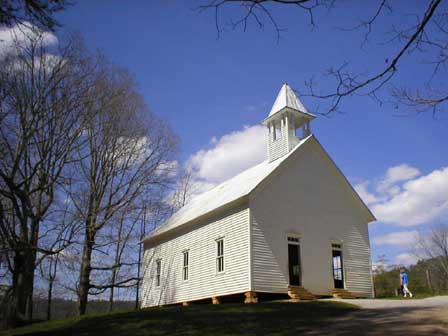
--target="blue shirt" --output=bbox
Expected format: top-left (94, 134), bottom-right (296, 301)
top-left (400, 272), bottom-right (409, 285)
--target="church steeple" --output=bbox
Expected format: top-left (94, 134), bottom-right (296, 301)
top-left (263, 83), bottom-right (315, 162)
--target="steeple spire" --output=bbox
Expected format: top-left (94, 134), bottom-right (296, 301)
top-left (268, 83), bottom-right (310, 118)
top-left (263, 83), bottom-right (315, 162)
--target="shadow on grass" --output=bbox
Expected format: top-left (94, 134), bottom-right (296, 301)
top-left (6, 300), bottom-right (447, 336)
top-left (5, 301), bottom-right (357, 336)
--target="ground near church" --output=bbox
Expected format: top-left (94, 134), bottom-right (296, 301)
top-left (3, 297), bottom-right (447, 336)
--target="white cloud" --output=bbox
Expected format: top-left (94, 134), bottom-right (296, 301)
top-left (156, 160), bottom-right (179, 177)
top-left (354, 181), bottom-right (381, 205)
top-left (372, 167), bottom-right (448, 226)
top-left (372, 260), bottom-right (388, 273)
top-left (168, 124), bottom-right (267, 208)
top-left (372, 230), bottom-right (418, 246)
top-left (0, 22), bottom-right (57, 56)
top-left (187, 125), bottom-right (266, 184)
top-left (356, 164), bottom-right (448, 227)
top-left (376, 164), bottom-right (421, 193)
top-left (395, 253), bottom-right (419, 266)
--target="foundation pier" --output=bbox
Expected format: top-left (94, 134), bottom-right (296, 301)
top-left (244, 291), bottom-right (258, 304)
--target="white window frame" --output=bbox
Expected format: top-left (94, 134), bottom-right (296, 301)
top-left (182, 250), bottom-right (189, 281)
top-left (216, 238), bottom-right (224, 273)
top-left (285, 232), bottom-right (301, 244)
top-left (287, 236), bottom-right (300, 244)
top-left (155, 259), bottom-right (162, 287)
top-left (331, 243), bottom-right (342, 250)
top-left (331, 242), bottom-right (345, 287)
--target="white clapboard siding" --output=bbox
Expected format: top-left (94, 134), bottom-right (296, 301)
top-left (343, 224), bottom-right (374, 297)
top-left (141, 206), bottom-right (250, 307)
top-left (251, 215), bottom-right (288, 292)
top-left (250, 139), bottom-right (374, 297)
top-left (268, 124), bottom-right (289, 162)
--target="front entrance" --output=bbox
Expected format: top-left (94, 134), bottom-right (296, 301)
top-left (288, 243), bottom-right (301, 286)
top-left (332, 249), bottom-right (344, 289)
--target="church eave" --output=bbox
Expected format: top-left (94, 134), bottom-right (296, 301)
top-left (262, 106), bottom-right (316, 125)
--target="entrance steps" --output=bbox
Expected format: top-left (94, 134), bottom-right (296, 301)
top-left (332, 288), bottom-right (357, 299)
top-left (287, 286), bottom-right (315, 300)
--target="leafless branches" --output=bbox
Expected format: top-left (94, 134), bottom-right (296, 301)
top-left (415, 224), bottom-right (448, 279)
top-left (340, 0), bottom-right (392, 48)
top-left (197, 0), bottom-right (332, 42)
top-left (62, 63), bottom-right (178, 315)
top-left (0, 26), bottom-right (99, 326)
top-left (302, 0), bottom-right (444, 115)
top-left (170, 168), bottom-right (197, 212)
top-left (200, 0), bottom-right (448, 115)
top-left (0, 0), bottom-right (69, 31)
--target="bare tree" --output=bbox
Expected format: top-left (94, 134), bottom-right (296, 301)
top-left (64, 66), bottom-right (178, 315)
top-left (170, 168), bottom-right (197, 212)
top-left (135, 206), bottom-right (147, 310)
top-left (415, 224), bottom-right (448, 280)
top-left (0, 26), bottom-right (97, 326)
top-left (105, 205), bottom-right (141, 312)
top-left (37, 196), bottom-right (75, 321)
top-left (38, 252), bottom-right (60, 321)
top-left (199, 0), bottom-right (448, 115)
top-left (0, 0), bottom-right (69, 31)
top-left (134, 188), bottom-right (178, 309)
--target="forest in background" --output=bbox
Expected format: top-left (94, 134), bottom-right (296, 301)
top-left (373, 257), bottom-right (448, 298)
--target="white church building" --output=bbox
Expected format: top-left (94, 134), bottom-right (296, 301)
top-left (141, 84), bottom-right (375, 307)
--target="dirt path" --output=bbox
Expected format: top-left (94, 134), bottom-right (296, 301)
top-left (309, 296), bottom-right (448, 336)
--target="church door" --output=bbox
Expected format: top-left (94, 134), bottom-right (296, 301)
top-left (332, 249), bottom-right (344, 289)
top-left (288, 243), bottom-right (301, 286)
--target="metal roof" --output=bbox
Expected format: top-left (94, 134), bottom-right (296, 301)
top-left (267, 83), bottom-right (315, 120)
top-left (144, 135), bottom-right (313, 242)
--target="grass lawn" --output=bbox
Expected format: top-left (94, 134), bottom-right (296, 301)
top-left (3, 301), bottom-right (359, 336)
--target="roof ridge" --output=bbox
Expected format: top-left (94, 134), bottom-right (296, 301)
top-left (144, 134), bottom-right (313, 242)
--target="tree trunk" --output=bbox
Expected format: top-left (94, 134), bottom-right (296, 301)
top-left (78, 227), bottom-right (95, 316)
top-left (109, 211), bottom-right (126, 312)
top-left (108, 270), bottom-right (116, 312)
top-left (46, 255), bottom-right (59, 321)
top-left (7, 250), bottom-right (35, 327)
top-left (46, 278), bottom-right (54, 320)
top-left (426, 269), bottom-right (433, 293)
top-left (9, 253), bottom-right (27, 326)
top-left (26, 218), bottom-right (40, 322)
top-left (135, 208), bottom-right (146, 310)
top-left (135, 243), bottom-right (142, 310)
top-left (26, 260), bottom-right (35, 322)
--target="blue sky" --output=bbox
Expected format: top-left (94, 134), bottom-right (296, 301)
top-left (55, 1), bottom-right (448, 267)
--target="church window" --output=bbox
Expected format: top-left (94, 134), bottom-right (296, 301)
top-left (274, 121), bottom-right (282, 140)
top-left (216, 239), bottom-right (224, 273)
top-left (155, 259), bottom-right (162, 287)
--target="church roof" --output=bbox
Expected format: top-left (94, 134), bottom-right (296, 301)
top-left (144, 135), bottom-right (313, 242)
top-left (267, 83), bottom-right (315, 119)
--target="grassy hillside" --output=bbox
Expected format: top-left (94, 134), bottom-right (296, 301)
top-left (3, 301), bottom-right (358, 336)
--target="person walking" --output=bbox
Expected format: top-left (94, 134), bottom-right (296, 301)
top-left (400, 268), bottom-right (413, 298)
